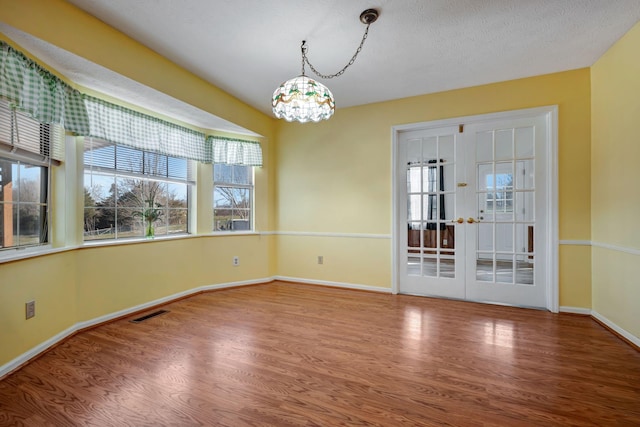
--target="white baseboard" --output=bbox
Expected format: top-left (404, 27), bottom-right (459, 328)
top-left (591, 310), bottom-right (640, 348)
top-left (0, 277), bottom-right (273, 379)
top-left (559, 306), bottom-right (592, 315)
top-left (0, 324), bottom-right (78, 380)
top-left (273, 276), bottom-right (392, 293)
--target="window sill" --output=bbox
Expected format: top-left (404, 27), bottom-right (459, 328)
top-left (81, 231), bottom-right (264, 248)
top-left (82, 233), bottom-right (195, 248)
top-left (81, 230), bottom-right (262, 248)
top-left (0, 245), bottom-right (78, 265)
top-left (208, 231), bottom-right (262, 237)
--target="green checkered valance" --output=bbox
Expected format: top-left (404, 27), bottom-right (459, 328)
top-left (84, 95), bottom-right (209, 162)
top-left (208, 136), bottom-right (263, 167)
top-left (0, 41), bottom-right (90, 135)
top-left (1, 41), bottom-right (258, 165)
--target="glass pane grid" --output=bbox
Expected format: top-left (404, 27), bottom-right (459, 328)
top-left (405, 134), bottom-right (457, 280)
top-left (474, 126), bottom-right (536, 286)
top-left (0, 158), bottom-right (48, 250)
top-left (84, 144), bottom-right (191, 241)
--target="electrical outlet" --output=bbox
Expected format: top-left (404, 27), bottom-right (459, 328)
top-left (25, 300), bottom-right (35, 319)
top-left (233, 256), bottom-right (240, 266)
top-left (317, 255), bottom-right (323, 265)
top-left (443, 239), bottom-right (448, 246)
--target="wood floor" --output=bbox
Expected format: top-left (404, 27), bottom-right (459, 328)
top-left (1, 282), bottom-right (639, 426)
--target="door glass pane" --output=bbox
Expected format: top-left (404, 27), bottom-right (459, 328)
top-left (495, 129), bottom-right (513, 160)
top-left (423, 166), bottom-right (436, 193)
top-left (439, 134), bottom-right (455, 163)
top-left (442, 164), bottom-right (455, 192)
top-left (407, 255), bottom-right (421, 276)
top-left (516, 159), bottom-right (534, 190)
top-left (478, 193), bottom-right (493, 222)
top-left (515, 191), bottom-right (534, 221)
top-left (423, 223), bottom-right (438, 249)
top-left (423, 137), bottom-right (437, 161)
top-left (442, 225), bottom-right (455, 250)
top-left (477, 223), bottom-right (494, 251)
top-left (408, 222), bottom-right (420, 248)
top-left (407, 167), bottom-right (421, 193)
top-left (443, 193), bottom-right (455, 221)
top-left (408, 195), bottom-right (421, 221)
top-left (440, 257), bottom-right (455, 278)
top-left (515, 127), bottom-right (534, 158)
top-left (516, 257), bottom-right (534, 285)
top-left (407, 139), bottom-right (422, 165)
top-left (515, 224), bottom-right (534, 254)
top-left (496, 223), bottom-right (513, 252)
top-left (494, 163), bottom-right (514, 216)
top-left (496, 257), bottom-right (514, 283)
top-left (423, 195), bottom-right (439, 222)
top-left (476, 131), bottom-right (493, 162)
top-left (423, 256), bottom-right (437, 277)
top-left (477, 163), bottom-right (493, 191)
top-left (476, 255), bottom-right (494, 282)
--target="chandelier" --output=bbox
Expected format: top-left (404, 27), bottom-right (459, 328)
top-left (272, 8), bottom-right (380, 123)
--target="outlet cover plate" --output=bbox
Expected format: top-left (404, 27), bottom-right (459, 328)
top-left (25, 300), bottom-right (35, 319)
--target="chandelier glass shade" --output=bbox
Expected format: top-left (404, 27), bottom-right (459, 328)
top-left (272, 75), bottom-right (335, 123)
top-left (271, 8), bottom-right (378, 124)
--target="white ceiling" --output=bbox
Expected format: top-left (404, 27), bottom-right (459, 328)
top-left (4, 1), bottom-right (640, 131)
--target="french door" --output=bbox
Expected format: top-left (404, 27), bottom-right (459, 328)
top-left (398, 125), bottom-right (466, 299)
top-left (396, 109), bottom-right (553, 309)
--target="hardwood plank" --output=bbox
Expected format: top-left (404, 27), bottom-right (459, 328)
top-left (0, 282), bottom-right (638, 426)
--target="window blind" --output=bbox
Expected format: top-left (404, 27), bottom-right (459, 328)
top-left (84, 137), bottom-right (194, 184)
top-left (0, 99), bottom-right (64, 164)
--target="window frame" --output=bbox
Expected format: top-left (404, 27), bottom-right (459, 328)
top-left (0, 102), bottom-right (56, 255)
top-left (0, 156), bottom-right (50, 252)
top-left (83, 138), bottom-right (194, 242)
top-left (213, 164), bottom-right (255, 232)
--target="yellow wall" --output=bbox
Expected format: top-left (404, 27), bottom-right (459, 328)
top-left (0, 252), bottom-right (77, 362)
top-left (74, 236), bottom-right (272, 321)
top-left (276, 70), bottom-right (592, 304)
top-left (591, 21), bottom-right (640, 338)
top-left (0, 0), bottom-right (277, 367)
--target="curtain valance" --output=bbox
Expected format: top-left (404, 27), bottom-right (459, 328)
top-left (208, 136), bottom-right (263, 167)
top-left (1, 41), bottom-right (261, 166)
top-left (83, 95), bottom-right (209, 162)
top-left (0, 41), bottom-right (90, 135)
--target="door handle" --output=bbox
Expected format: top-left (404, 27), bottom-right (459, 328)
top-left (467, 217), bottom-right (481, 224)
top-left (451, 217), bottom-right (464, 224)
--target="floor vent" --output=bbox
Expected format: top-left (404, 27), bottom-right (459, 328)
top-left (130, 310), bottom-right (169, 323)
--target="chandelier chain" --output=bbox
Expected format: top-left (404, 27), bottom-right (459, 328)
top-left (301, 24), bottom-right (371, 79)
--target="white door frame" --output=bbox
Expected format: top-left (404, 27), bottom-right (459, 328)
top-left (391, 106), bottom-right (559, 312)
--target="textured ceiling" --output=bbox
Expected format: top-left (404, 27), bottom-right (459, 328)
top-left (4, 1), bottom-right (640, 131)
